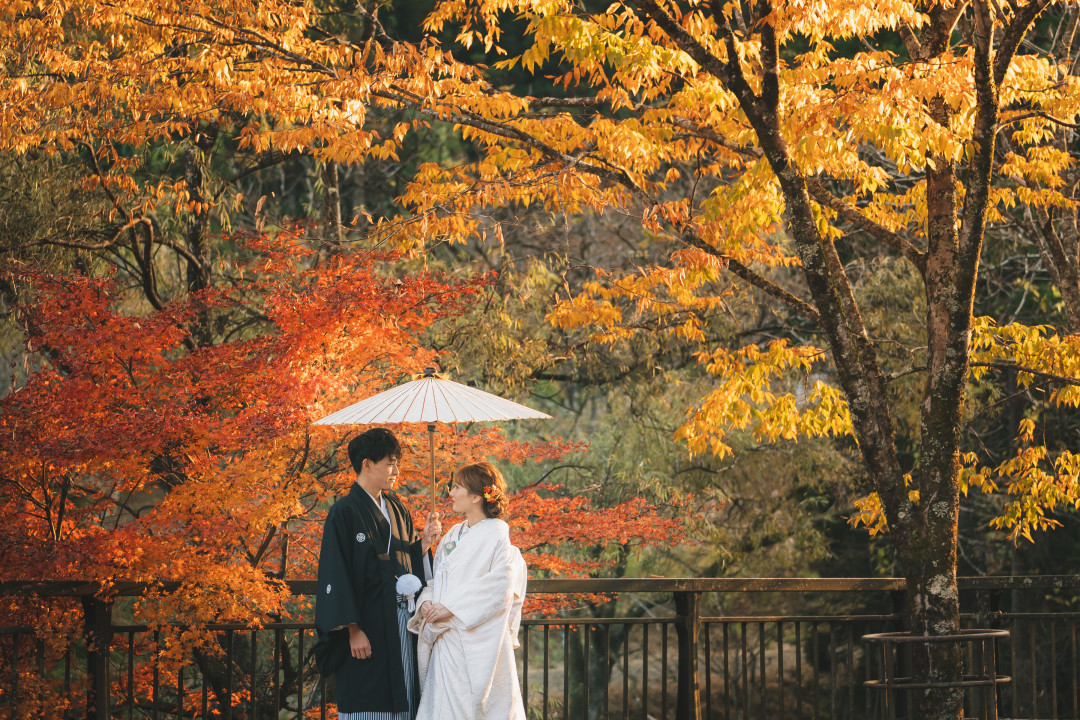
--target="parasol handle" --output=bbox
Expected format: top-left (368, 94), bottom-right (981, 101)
top-left (428, 422), bottom-right (436, 515)
top-left (425, 367), bottom-right (437, 516)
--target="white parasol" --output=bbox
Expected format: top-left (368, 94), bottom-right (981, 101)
top-left (313, 367), bottom-right (551, 511)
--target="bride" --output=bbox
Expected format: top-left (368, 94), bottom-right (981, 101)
top-left (406, 461), bottom-right (527, 720)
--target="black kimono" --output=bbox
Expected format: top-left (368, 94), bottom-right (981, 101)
top-left (314, 484), bottom-right (428, 714)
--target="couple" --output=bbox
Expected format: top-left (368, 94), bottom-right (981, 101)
top-left (313, 427), bottom-right (528, 720)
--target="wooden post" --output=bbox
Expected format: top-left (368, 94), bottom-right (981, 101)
top-left (82, 595), bottom-right (113, 720)
top-left (674, 590), bottom-right (702, 720)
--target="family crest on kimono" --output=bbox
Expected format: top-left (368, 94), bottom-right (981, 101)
top-left (313, 428), bottom-right (442, 720)
top-left (407, 460), bottom-right (528, 720)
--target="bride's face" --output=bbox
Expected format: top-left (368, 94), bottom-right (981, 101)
top-left (448, 480), bottom-right (481, 515)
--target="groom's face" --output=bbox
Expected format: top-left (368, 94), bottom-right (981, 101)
top-left (363, 455), bottom-right (400, 491)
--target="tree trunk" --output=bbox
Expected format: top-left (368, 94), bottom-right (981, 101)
top-left (1032, 208), bottom-right (1080, 334)
top-left (184, 124), bottom-right (219, 347)
top-left (628, 4), bottom-right (1053, 719)
top-left (322, 161), bottom-right (344, 250)
top-left (896, 499), bottom-right (963, 720)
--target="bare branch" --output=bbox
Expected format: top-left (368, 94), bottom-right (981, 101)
top-left (887, 364), bottom-right (928, 382)
top-left (248, 525), bottom-right (278, 568)
top-left (215, 151), bottom-right (291, 200)
top-left (29, 235), bottom-right (120, 252)
top-left (956, 0), bottom-right (998, 275)
top-left (1050, 1), bottom-right (1079, 58)
top-left (759, 14), bottom-right (779, 110)
top-left (130, 220), bottom-right (165, 311)
top-left (730, 1), bottom-right (749, 36)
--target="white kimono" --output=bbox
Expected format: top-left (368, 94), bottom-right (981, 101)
top-left (407, 518), bottom-right (527, 720)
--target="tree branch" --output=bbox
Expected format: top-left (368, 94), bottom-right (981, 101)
top-left (922, 1), bottom-right (971, 57)
top-left (215, 151), bottom-right (291, 200)
top-left (971, 361), bottom-right (1080, 387)
top-left (899, 21), bottom-right (923, 58)
top-left (370, 87), bottom-right (657, 208)
top-left (29, 235), bottom-right (120, 252)
top-left (805, 178), bottom-right (927, 274)
top-left (130, 220), bottom-right (165, 311)
top-left (678, 231), bottom-right (821, 323)
top-left (994, 0), bottom-right (1054, 85)
top-left (1050, 2), bottom-right (1079, 59)
top-left (957, 0), bottom-right (998, 276)
top-left (248, 525), bottom-right (278, 568)
top-left (632, 0), bottom-right (736, 98)
top-left (529, 97), bottom-right (609, 109)
top-left (666, 117), bottom-right (762, 159)
top-left (759, 17), bottom-right (780, 111)
top-left (998, 110), bottom-right (1080, 131)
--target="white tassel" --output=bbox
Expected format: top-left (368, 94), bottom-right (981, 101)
top-left (396, 573), bottom-right (422, 612)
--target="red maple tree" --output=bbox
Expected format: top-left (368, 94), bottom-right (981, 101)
top-left (1, 225), bottom-right (693, 717)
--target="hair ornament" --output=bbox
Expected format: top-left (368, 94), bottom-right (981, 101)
top-left (483, 485), bottom-right (502, 503)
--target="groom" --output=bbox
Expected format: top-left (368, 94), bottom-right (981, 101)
top-left (314, 428), bottom-right (441, 718)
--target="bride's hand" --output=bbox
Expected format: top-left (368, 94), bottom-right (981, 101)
top-left (424, 602), bottom-right (452, 623)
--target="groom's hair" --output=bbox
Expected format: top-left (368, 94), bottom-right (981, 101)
top-left (347, 428), bottom-right (402, 472)
top-left (455, 461), bottom-right (508, 519)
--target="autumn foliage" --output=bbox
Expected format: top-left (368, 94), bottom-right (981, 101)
top-left (0, 221), bottom-right (693, 715)
top-left (9, 0), bottom-right (1080, 718)
top-left (3, 229), bottom-right (450, 606)
top-left (1, 226), bottom-right (685, 590)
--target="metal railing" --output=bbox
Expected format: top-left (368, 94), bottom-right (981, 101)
top-left (2, 576), bottom-right (1079, 719)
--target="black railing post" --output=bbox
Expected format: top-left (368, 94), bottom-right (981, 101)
top-left (674, 590), bottom-right (702, 720)
top-left (81, 595), bottom-right (113, 720)
top-left (974, 586), bottom-right (1002, 629)
top-left (6, 576), bottom-right (1079, 720)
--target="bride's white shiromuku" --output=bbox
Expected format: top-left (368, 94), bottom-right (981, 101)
top-left (407, 517), bottom-right (527, 720)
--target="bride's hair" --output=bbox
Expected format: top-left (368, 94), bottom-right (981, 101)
top-left (454, 461), bottom-right (509, 519)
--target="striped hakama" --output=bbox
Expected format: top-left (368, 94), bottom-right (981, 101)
top-left (338, 598), bottom-right (419, 720)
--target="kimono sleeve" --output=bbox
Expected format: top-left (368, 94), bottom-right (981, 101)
top-left (413, 538), bottom-right (446, 611)
top-left (314, 504), bottom-right (365, 633)
top-left (506, 548), bottom-right (528, 648)
top-left (445, 538), bottom-right (518, 631)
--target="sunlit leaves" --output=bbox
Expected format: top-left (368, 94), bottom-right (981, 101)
top-left (970, 316), bottom-right (1080, 407)
top-left (677, 341), bottom-right (851, 459)
top-left (2, 0), bottom-right (1079, 595)
top-left (767, 0), bottom-right (928, 42)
